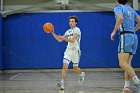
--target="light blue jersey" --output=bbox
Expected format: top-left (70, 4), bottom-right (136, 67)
top-left (114, 4), bottom-right (139, 32)
top-left (114, 4), bottom-right (139, 55)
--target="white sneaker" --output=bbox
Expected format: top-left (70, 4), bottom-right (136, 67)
top-left (79, 72), bottom-right (85, 83)
top-left (57, 80), bottom-right (64, 90)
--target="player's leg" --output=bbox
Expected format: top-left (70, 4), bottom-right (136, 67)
top-left (61, 63), bottom-right (69, 81)
top-left (72, 50), bottom-right (85, 83)
top-left (124, 55), bottom-right (132, 87)
top-left (119, 53), bottom-right (140, 93)
top-left (119, 53), bottom-right (139, 93)
top-left (118, 53), bottom-right (138, 82)
top-left (122, 55), bottom-right (133, 92)
top-left (73, 64), bottom-right (82, 75)
top-left (57, 62), bottom-right (69, 90)
top-left (119, 34), bottom-right (140, 85)
top-left (73, 64), bottom-right (85, 83)
top-left (57, 49), bottom-right (71, 90)
top-left (132, 34), bottom-right (140, 93)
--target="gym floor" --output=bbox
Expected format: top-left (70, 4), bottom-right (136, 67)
top-left (0, 71), bottom-right (140, 93)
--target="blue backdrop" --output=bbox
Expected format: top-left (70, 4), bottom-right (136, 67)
top-left (2, 12), bottom-right (140, 69)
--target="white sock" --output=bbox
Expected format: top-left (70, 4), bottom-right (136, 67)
top-left (124, 80), bottom-right (130, 88)
top-left (61, 80), bottom-right (64, 82)
top-left (80, 72), bottom-right (83, 76)
top-left (132, 76), bottom-right (140, 84)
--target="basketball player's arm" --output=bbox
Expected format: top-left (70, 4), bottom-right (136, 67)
top-left (111, 13), bottom-right (123, 41)
top-left (52, 32), bottom-right (63, 42)
top-left (63, 33), bottom-right (78, 43)
top-left (135, 16), bottom-right (140, 32)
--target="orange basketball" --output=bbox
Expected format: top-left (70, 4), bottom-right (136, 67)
top-left (43, 22), bottom-right (54, 33)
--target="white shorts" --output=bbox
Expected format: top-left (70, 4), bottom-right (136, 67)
top-left (63, 48), bottom-right (81, 66)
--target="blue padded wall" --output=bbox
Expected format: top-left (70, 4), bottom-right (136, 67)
top-left (3, 12), bottom-right (140, 69)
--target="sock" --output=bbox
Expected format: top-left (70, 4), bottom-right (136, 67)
top-left (61, 80), bottom-right (64, 82)
top-left (132, 76), bottom-right (140, 84)
top-left (124, 80), bottom-right (130, 88)
top-left (80, 72), bottom-right (83, 76)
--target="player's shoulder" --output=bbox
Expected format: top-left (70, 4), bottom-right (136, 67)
top-left (74, 27), bottom-right (81, 35)
top-left (115, 5), bottom-right (120, 8)
top-left (114, 5), bottom-right (125, 13)
top-left (114, 5), bottom-right (123, 10)
top-left (114, 5), bottom-right (121, 8)
top-left (65, 29), bottom-right (71, 32)
top-left (64, 29), bottom-right (70, 35)
top-left (74, 27), bottom-right (81, 31)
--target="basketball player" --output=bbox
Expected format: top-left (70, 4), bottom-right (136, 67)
top-left (111, 0), bottom-right (140, 92)
top-left (52, 15), bottom-right (85, 90)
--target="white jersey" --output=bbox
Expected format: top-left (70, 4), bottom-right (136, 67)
top-left (64, 27), bottom-right (81, 50)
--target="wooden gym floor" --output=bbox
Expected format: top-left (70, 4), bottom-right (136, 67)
top-left (0, 71), bottom-right (140, 93)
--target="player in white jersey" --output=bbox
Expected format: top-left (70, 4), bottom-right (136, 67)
top-left (52, 16), bottom-right (85, 90)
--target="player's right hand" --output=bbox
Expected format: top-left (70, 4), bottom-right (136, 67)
top-left (110, 31), bottom-right (116, 41)
top-left (58, 35), bottom-right (63, 40)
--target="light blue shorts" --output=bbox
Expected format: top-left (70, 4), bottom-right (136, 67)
top-left (118, 33), bottom-right (138, 55)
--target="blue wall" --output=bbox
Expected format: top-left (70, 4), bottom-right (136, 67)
top-left (3, 12), bottom-right (140, 69)
top-left (0, 14), bottom-right (3, 69)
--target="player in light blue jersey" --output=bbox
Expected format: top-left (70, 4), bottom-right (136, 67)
top-left (111, 0), bottom-right (140, 92)
top-left (52, 16), bottom-right (85, 90)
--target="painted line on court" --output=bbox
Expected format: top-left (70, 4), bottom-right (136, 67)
top-left (9, 73), bottom-right (21, 80)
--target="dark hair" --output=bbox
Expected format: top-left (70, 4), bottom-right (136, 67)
top-left (117, 0), bottom-right (128, 5)
top-left (69, 15), bottom-right (79, 23)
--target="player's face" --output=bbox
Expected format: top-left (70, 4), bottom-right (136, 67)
top-left (69, 19), bottom-right (77, 28)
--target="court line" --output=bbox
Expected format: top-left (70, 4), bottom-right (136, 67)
top-left (9, 73), bottom-right (21, 80)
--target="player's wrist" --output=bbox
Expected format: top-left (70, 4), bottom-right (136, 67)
top-left (52, 32), bottom-right (55, 35)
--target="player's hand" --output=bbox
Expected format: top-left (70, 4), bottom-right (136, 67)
top-left (52, 31), bottom-right (54, 35)
top-left (62, 36), bottom-right (68, 41)
top-left (111, 31), bottom-right (116, 41)
top-left (58, 35), bottom-right (63, 40)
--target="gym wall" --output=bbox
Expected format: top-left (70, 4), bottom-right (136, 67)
top-left (2, 12), bottom-right (140, 69)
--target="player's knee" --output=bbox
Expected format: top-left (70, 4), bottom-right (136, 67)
top-left (62, 69), bottom-right (67, 73)
top-left (119, 62), bottom-right (124, 68)
top-left (73, 66), bottom-right (79, 71)
top-left (119, 62), bottom-right (127, 68)
top-left (62, 66), bottom-right (68, 72)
